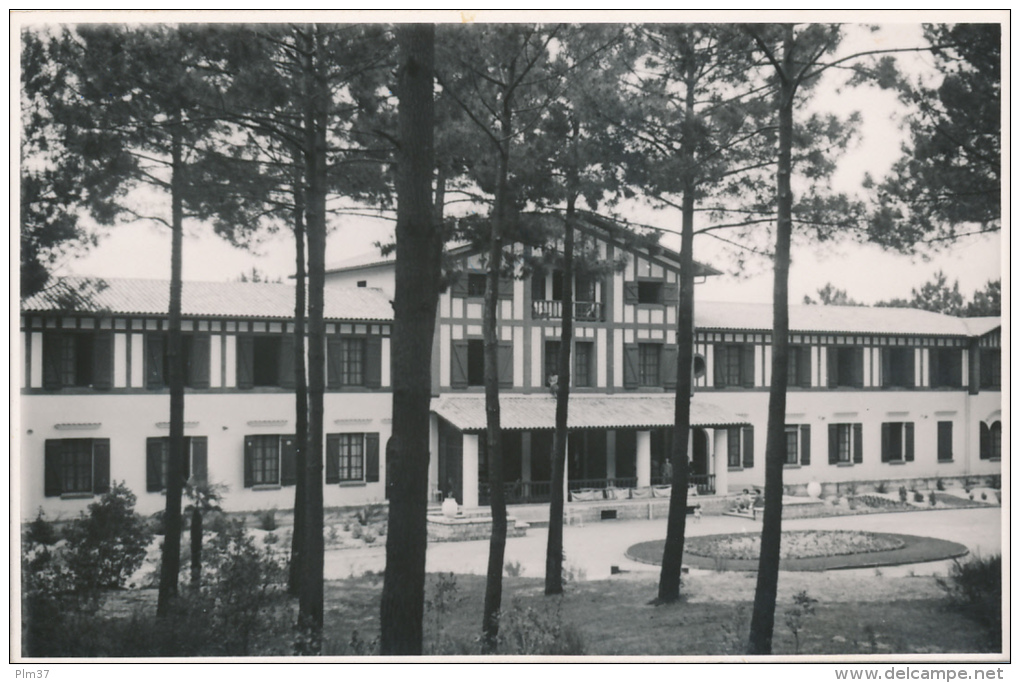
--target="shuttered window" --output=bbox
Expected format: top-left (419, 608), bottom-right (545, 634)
top-left (44, 438), bottom-right (110, 497)
top-left (937, 421), bottom-right (953, 462)
top-left (42, 330), bottom-right (114, 390)
top-left (880, 422), bottom-right (915, 463)
top-left (828, 423), bottom-right (862, 465)
top-left (638, 343), bottom-right (660, 386)
top-left (147, 333), bottom-right (211, 390)
top-left (145, 436), bottom-right (209, 492)
top-left (326, 433), bottom-right (375, 483)
top-left (243, 435), bottom-right (296, 488)
top-left (783, 424), bottom-right (811, 465)
top-left (713, 344), bottom-right (755, 388)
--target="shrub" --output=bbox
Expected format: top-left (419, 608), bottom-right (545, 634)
top-left (784, 590), bottom-right (818, 655)
top-left (62, 482), bottom-right (153, 594)
top-left (935, 554), bottom-right (1001, 650)
top-left (25, 509), bottom-right (60, 546)
top-left (263, 531), bottom-right (279, 545)
top-left (350, 521), bottom-right (363, 540)
top-left (497, 598), bottom-right (585, 655)
top-left (424, 572), bottom-right (463, 655)
top-left (504, 560), bottom-right (524, 577)
top-left (362, 530), bottom-right (377, 544)
top-left (898, 486), bottom-right (908, 503)
top-left (256, 508), bottom-right (277, 531)
top-left (929, 490), bottom-right (937, 506)
top-left (936, 478), bottom-right (946, 491)
top-left (913, 490), bottom-right (924, 503)
top-left (875, 481), bottom-right (889, 494)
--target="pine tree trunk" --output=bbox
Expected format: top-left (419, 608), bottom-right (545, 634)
top-left (298, 24), bottom-right (327, 651)
top-left (658, 59), bottom-right (697, 604)
top-left (545, 143), bottom-right (578, 597)
top-left (190, 507), bottom-right (202, 587)
top-left (157, 115), bottom-right (186, 618)
top-left (748, 24), bottom-right (795, 655)
top-left (288, 159), bottom-right (308, 597)
top-left (380, 24), bottom-right (439, 656)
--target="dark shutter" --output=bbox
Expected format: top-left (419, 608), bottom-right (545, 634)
top-left (44, 440), bottom-right (62, 497)
top-left (880, 423), bottom-right (891, 462)
top-left (827, 348), bottom-right (838, 388)
top-left (42, 332), bottom-right (62, 390)
top-left (365, 336), bottom-right (383, 388)
top-left (623, 343), bottom-right (639, 389)
top-left (928, 349), bottom-right (941, 387)
top-left (980, 421), bottom-right (990, 459)
top-left (236, 336), bottom-right (254, 389)
top-left (714, 344), bottom-right (726, 388)
top-left (278, 335), bottom-right (296, 389)
top-left (327, 338), bottom-right (343, 389)
top-left (852, 423), bottom-right (863, 463)
top-left (828, 424), bottom-right (838, 465)
top-left (365, 433), bottom-right (380, 483)
top-left (661, 282), bottom-right (679, 307)
top-left (948, 350), bottom-right (963, 388)
top-left (146, 437), bottom-right (164, 492)
top-left (92, 330), bottom-right (114, 390)
top-left (498, 277), bottom-right (514, 300)
top-left (243, 437), bottom-right (254, 487)
top-left (799, 347), bottom-right (813, 388)
top-left (881, 349), bottom-right (892, 388)
top-left (146, 333), bottom-right (165, 389)
top-left (623, 282), bottom-right (639, 305)
top-left (189, 334), bottom-right (211, 389)
top-left (800, 425), bottom-right (811, 465)
top-left (904, 423), bottom-right (914, 462)
top-left (662, 344), bottom-right (678, 391)
top-left (853, 348), bottom-right (864, 387)
top-left (497, 341), bottom-right (513, 389)
top-left (325, 434), bottom-right (340, 484)
top-left (450, 273), bottom-right (468, 298)
top-left (451, 340), bottom-right (469, 389)
top-left (280, 436), bottom-right (297, 486)
top-left (905, 350), bottom-right (916, 388)
top-left (742, 426), bottom-right (754, 469)
top-left (191, 437), bottom-right (208, 484)
top-left (92, 439), bottom-right (110, 494)
top-left (741, 345), bottom-right (756, 388)
top-left (937, 421), bottom-right (953, 461)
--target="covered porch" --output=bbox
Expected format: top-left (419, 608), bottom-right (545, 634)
top-left (430, 394), bottom-right (747, 508)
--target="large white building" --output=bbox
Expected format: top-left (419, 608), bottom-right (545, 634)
top-left (19, 218), bottom-right (1002, 519)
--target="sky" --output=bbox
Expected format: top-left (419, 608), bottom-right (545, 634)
top-left (22, 13), bottom-right (1006, 309)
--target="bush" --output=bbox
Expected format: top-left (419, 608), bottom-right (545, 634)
top-left (350, 521), bottom-right (363, 540)
top-left (497, 598), bottom-right (585, 655)
top-left (25, 509), bottom-right (60, 546)
top-left (913, 490), bottom-right (924, 503)
top-left (898, 486), bottom-right (908, 503)
top-left (875, 481), bottom-right (888, 494)
top-left (936, 554), bottom-right (1001, 651)
top-left (936, 478), bottom-right (945, 491)
top-left (362, 530), bottom-right (377, 544)
top-left (62, 482), bottom-right (154, 594)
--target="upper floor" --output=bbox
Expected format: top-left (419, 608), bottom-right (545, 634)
top-left (20, 277), bottom-right (393, 395)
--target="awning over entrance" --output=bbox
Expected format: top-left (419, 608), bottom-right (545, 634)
top-left (432, 394), bottom-right (748, 432)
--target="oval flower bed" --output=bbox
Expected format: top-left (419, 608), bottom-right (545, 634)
top-left (686, 530), bottom-right (904, 561)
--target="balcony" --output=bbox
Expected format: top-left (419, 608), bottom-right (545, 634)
top-left (531, 299), bottom-right (604, 322)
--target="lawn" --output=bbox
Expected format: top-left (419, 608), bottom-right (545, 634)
top-left (80, 569), bottom-right (997, 657)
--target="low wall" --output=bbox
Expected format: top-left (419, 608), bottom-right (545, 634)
top-left (427, 513), bottom-right (528, 542)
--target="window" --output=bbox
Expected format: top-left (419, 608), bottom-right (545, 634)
top-left (637, 281), bottom-right (663, 305)
top-left (882, 347), bottom-right (915, 388)
top-left (467, 273), bottom-right (487, 297)
top-left (574, 341), bottom-right (593, 388)
top-left (326, 433), bottom-right (380, 484)
top-left (727, 426), bottom-right (754, 469)
top-left (243, 435), bottom-right (297, 488)
top-left (713, 343), bottom-right (754, 388)
top-left (341, 338), bottom-right (365, 386)
top-left (44, 438), bottom-right (110, 497)
top-left (937, 421), bottom-right (953, 462)
top-left (828, 423), bottom-right (862, 465)
top-left (42, 330), bottom-right (113, 390)
top-left (451, 339), bottom-right (512, 389)
top-left (787, 346), bottom-right (812, 388)
top-left (784, 425), bottom-right (811, 466)
top-left (545, 340), bottom-right (561, 386)
top-left (980, 421), bottom-right (1002, 460)
top-left (639, 343), bottom-right (660, 386)
top-left (147, 333), bottom-right (211, 389)
top-left (146, 436), bottom-right (208, 492)
top-left (881, 422), bottom-right (915, 462)
top-left (237, 335), bottom-right (295, 389)
top-left (828, 347), bottom-right (863, 388)
top-left (979, 349), bottom-right (1001, 389)
top-left (929, 348), bottom-right (962, 388)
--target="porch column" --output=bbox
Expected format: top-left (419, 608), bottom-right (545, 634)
top-left (636, 430), bottom-right (652, 487)
top-left (713, 428), bottom-right (729, 496)
top-left (606, 429), bottom-right (617, 479)
top-left (429, 413), bottom-right (440, 502)
top-left (520, 431), bottom-right (532, 482)
top-left (462, 433), bottom-right (479, 509)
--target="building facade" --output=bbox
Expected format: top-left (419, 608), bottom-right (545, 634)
top-left (19, 223), bottom-right (1002, 519)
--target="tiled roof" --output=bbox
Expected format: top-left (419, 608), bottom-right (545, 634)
top-left (432, 394), bottom-right (748, 432)
top-left (962, 317), bottom-right (1002, 337)
top-left (21, 277), bottom-right (393, 322)
top-left (696, 301), bottom-right (997, 337)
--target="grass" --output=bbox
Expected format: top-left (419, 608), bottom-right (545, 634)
top-left (83, 570), bottom-right (998, 657)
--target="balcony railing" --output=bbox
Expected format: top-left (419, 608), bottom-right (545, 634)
top-left (478, 475), bottom-right (716, 506)
top-left (531, 299), bottom-right (604, 322)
